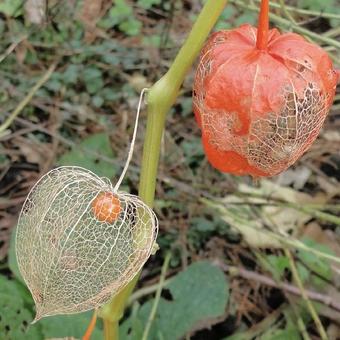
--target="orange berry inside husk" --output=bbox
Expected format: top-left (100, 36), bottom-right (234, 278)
top-left (92, 192), bottom-right (122, 223)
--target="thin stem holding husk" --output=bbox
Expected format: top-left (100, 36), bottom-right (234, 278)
top-left (231, 0), bottom-right (340, 50)
top-left (256, 0), bottom-right (270, 50)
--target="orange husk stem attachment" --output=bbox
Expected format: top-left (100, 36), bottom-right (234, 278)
top-left (256, 0), bottom-right (269, 50)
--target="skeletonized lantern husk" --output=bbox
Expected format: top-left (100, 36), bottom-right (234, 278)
top-left (15, 166), bottom-right (158, 321)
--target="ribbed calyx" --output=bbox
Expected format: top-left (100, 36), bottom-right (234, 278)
top-left (193, 0), bottom-right (338, 177)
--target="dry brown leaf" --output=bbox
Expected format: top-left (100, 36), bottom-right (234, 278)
top-left (24, 0), bottom-right (46, 25)
top-left (316, 175), bottom-right (340, 198)
top-left (0, 213), bottom-right (15, 260)
top-left (12, 137), bottom-right (50, 165)
top-left (79, 0), bottom-right (104, 42)
top-left (275, 166), bottom-right (312, 190)
top-left (218, 180), bottom-right (327, 248)
top-left (15, 41), bottom-right (28, 65)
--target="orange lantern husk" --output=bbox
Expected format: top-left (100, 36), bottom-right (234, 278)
top-left (193, 0), bottom-right (339, 177)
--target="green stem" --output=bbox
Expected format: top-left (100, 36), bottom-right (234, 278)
top-left (139, 0), bottom-right (228, 205)
top-left (100, 1), bottom-right (228, 338)
top-left (279, 0), bottom-right (297, 25)
top-left (142, 252), bottom-right (171, 340)
top-left (103, 319), bottom-right (119, 339)
top-left (285, 249), bottom-right (329, 340)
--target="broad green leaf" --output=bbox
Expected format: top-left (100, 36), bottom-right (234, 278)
top-left (0, 0), bottom-right (22, 17)
top-left (40, 312), bottom-right (102, 340)
top-left (119, 19), bottom-right (142, 36)
top-left (234, 11), bottom-right (256, 27)
top-left (191, 217), bottom-right (216, 232)
top-left (297, 239), bottom-right (333, 281)
top-left (137, 0), bottom-right (161, 10)
top-left (0, 275), bottom-right (43, 340)
top-left (261, 319), bottom-right (301, 340)
top-left (298, 0), bottom-right (336, 11)
top-left (225, 334), bottom-right (250, 340)
top-left (296, 263), bottom-right (310, 283)
top-left (58, 132), bottom-right (117, 178)
top-left (265, 255), bottom-right (290, 280)
top-left (121, 261), bottom-right (229, 340)
top-left (262, 328), bottom-right (301, 340)
top-left (63, 64), bottom-right (80, 85)
top-left (8, 232), bottom-right (103, 339)
top-left (82, 67), bottom-right (104, 94)
top-left (216, 6), bottom-right (236, 30)
top-left (109, 0), bottom-right (133, 25)
top-left (8, 227), bottom-right (25, 284)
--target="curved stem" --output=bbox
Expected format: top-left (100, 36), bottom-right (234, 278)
top-left (256, 0), bottom-right (269, 50)
top-left (100, 0), bottom-right (228, 338)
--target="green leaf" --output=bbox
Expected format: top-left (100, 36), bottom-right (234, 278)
top-left (8, 226), bottom-right (25, 284)
top-left (0, 0), bottom-right (22, 17)
top-left (297, 239), bottom-right (333, 281)
top-left (121, 261), bottom-right (229, 340)
top-left (63, 64), bottom-right (80, 84)
top-left (82, 67), bottom-right (104, 94)
top-left (296, 263), bottom-right (310, 283)
top-left (262, 327), bottom-right (301, 340)
top-left (216, 6), bottom-right (236, 30)
top-left (298, 0), bottom-right (336, 11)
top-left (92, 95), bottom-right (104, 107)
top-left (137, 0), bottom-right (161, 10)
top-left (265, 255), bottom-right (290, 280)
top-left (109, 0), bottom-right (133, 25)
top-left (234, 12), bottom-right (257, 27)
top-left (40, 312), bottom-right (102, 340)
top-left (261, 317), bottom-right (301, 340)
top-left (0, 275), bottom-right (43, 340)
top-left (191, 217), bottom-right (216, 232)
top-left (7, 232), bottom-right (102, 339)
top-left (58, 132), bottom-right (117, 178)
top-left (119, 18), bottom-right (142, 36)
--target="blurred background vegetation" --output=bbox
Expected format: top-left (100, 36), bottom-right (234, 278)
top-left (0, 0), bottom-right (339, 339)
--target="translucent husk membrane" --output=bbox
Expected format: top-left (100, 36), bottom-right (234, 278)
top-left (15, 166), bottom-right (158, 321)
top-left (193, 24), bottom-right (338, 177)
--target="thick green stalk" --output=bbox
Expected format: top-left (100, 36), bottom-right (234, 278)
top-left (100, 0), bottom-right (228, 338)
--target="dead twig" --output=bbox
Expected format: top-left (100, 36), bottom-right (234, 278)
top-left (217, 262), bottom-right (340, 313)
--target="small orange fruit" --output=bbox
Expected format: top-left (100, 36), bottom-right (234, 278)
top-left (92, 192), bottom-right (122, 223)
